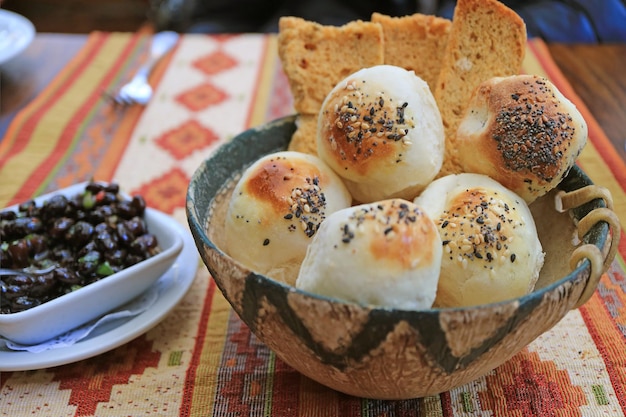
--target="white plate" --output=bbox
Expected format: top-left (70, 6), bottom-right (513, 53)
top-left (0, 9), bottom-right (35, 65)
top-left (0, 220), bottom-right (198, 371)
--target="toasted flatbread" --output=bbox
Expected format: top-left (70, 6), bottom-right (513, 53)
top-left (287, 114), bottom-right (318, 156)
top-left (371, 12), bottom-right (451, 92)
top-left (434, 0), bottom-right (527, 175)
top-left (277, 16), bottom-right (385, 115)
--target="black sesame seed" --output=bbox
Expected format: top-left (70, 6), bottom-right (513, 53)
top-left (263, 238), bottom-right (270, 246)
top-left (306, 222), bottom-right (315, 237)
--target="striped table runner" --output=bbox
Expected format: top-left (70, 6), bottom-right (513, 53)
top-left (0, 32), bottom-right (624, 416)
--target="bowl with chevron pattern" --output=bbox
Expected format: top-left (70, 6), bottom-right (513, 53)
top-left (186, 115), bottom-right (618, 399)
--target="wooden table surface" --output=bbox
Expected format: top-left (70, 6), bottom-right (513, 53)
top-left (1, 34), bottom-right (625, 164)
top-left (0, 34), bottom-right (86, 138)
top-left (548, 44), bottom-right (626, 164)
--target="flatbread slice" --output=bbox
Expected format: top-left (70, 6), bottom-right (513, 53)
top-left (371, 12), bottom-right (451, 92)
top-left (435, 0), bottom-right (526, 175)
top-left (278, 16), bottom-right (385, 115)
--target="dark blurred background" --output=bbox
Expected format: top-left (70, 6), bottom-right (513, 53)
top-left (1, 0), bottom-right (150, 33)
top-left (2, 0), bottom-right (625, 42)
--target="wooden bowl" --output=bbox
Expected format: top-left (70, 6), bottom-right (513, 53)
top-left (186, 115), bottom-right (620, 399)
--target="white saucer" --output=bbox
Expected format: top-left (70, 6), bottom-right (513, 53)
top-left (0, 221), bottom-right (199, 371)
top-left (0, 9), bottom-right (35, 65)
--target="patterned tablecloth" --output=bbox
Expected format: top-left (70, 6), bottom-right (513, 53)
top-left (0, 32), bottom-right (625, 416)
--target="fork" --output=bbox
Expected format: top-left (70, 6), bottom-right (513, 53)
top-left (107, 31), bottom-right (180, 106)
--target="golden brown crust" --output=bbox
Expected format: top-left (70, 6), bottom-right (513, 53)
top-left (318, 77), bottom-right (412, 176)
top-left (365, 201), bottom-right (439, 270)
top-left (434, 0), bottom-right (527, 176)
top-left (456, 75), bottom-right (587, 203)
top-left (243, 153), bottom-right (330, 221)
top-left (371, 12), bottom-right (451, 92)
top-left (277, 17), bottom-right (384, 115)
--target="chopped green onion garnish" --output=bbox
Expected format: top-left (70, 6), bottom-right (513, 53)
top-left (96, 261), bottom-right (115, 276)
top-left (82, 191), bottom-right (95, 209)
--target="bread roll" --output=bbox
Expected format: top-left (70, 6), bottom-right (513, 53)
top-left (317, 65), bottom-right (445, 203)
top-left (296, 199), bottom-right (442, 310)
top-left (456, 75), bottom-right (588, 203)
top-left (414, 173), bottom-right (544, 307)
top-left (225, 151), bottom-right (352, 285)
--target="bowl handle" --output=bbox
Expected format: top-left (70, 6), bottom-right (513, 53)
top-left (555, 185), bottom-right (621, 308)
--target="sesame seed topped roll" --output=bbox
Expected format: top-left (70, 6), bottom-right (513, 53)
top-left (296, 199), bottom-right (442, 310)
top-left (317, 65), bottom-right (445, 203)
top-left (456, 74), bottom-right (588, 203)
top-left (414, 173), bottom-right (544, 308)
top-left (225, 151), bottom-right (352, 285)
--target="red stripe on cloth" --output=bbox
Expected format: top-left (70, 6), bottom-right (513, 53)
top-left (338, 397), bottom-right (363, 417)
top-left (8, 35), bottom-right (145, 205)
top-left (441, 391), bottom-right (454, 417)
top-left (244, 36), bottom-right (270, 129)
top-left (181, 279), bottom-right (218, 413)
top-left (528, 39), bottom-right (626, 193)
top-left (269, 357), bottom-right (301, 415)
top-left (0, 34), bottom-right (109, 168)
top-left (579, 295), bottom-right (626, 412)
top-left (95, 39), bottom-right (178, 182)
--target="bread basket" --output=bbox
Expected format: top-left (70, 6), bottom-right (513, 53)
top-left (186, 115), bottom-right (620, 399)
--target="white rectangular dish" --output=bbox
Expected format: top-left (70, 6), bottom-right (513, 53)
top-left (0, 182), bottom-right (183, 345)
